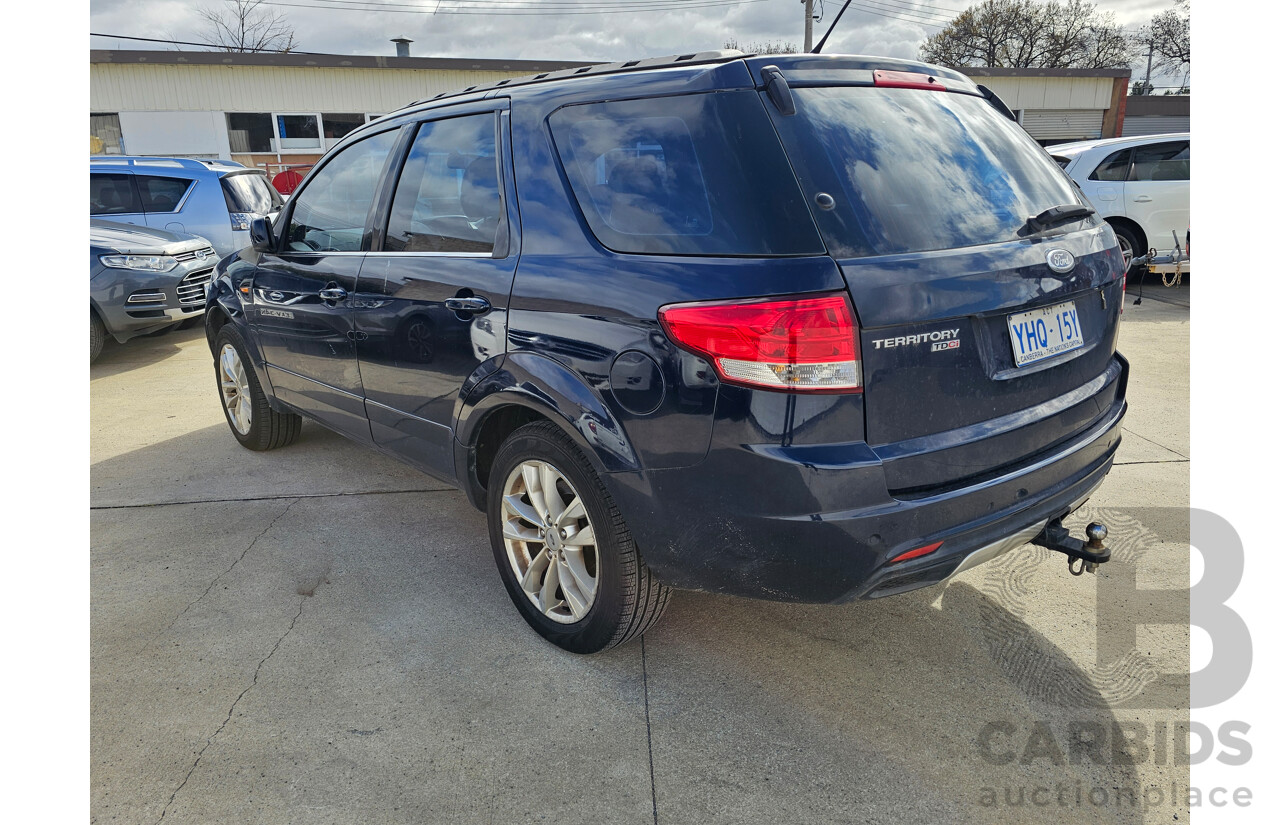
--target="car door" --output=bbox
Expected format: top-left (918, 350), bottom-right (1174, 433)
top-left (90, 173), bottom-right (146, 226)
top-left (249, 127), bottom-right (402, 443)
top-left (354, 104), bottom-right (518, 479)
top-left (1124, 139), bottom-right (1190, 255)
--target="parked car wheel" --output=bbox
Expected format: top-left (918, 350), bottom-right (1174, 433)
top-left (1110, 222), bottom-right (1142, 273)
top-left (90, 310), bottom-right (105, 363)
top-left (487, 421), bottom-right (670, 653)
top-left (214, 326), bottom-right (302, 451)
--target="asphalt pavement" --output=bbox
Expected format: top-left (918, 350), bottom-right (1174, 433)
top-left (92, 294), bottom-right (1191, 825)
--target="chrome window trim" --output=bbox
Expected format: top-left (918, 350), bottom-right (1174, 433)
top-left (364, 250), bottom-right (493, 259)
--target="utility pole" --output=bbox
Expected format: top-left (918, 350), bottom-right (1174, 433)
top-left (803, 0), bottom-right (814, 52)
top-left (1143, 40), bottom-right (1154, 95)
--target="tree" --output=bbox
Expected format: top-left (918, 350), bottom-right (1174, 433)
top-left (723, 38), bottom-right (798, 55)
top-left (199, 0), bottom-right (299, 53)
top-left (1133, 0), bottom-right (1190, 76)
top-left (919, 0), bottom-right (1129, 69)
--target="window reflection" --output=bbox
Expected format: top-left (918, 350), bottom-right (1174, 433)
top-left (777, 88), bottom-right (1087, 257)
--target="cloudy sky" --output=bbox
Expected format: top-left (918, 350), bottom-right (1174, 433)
top-left (89, 0), bottom-right (1183, 86)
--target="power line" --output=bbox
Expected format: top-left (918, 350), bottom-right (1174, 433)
top-left (89, 32), bottom-right (334, 54)
top-left (257, 0), bottom-right (771, 14)
top-left (850, 0), bottom-right (951, 24)
top-left (845, 0), bottom-right (961, 17)
top-left (321, 0), bottom-right (765, 4)
top-left (842, 2), bottom-right (946, 28)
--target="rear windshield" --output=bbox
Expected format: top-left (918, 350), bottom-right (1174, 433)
top-left (550, 92), bottom-right (825, 257)
top-left (769, 87), bottom-right (1090, 258)
top-left (221, 171), bottom-right (284, 214)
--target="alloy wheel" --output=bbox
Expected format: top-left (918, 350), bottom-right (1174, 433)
top-left (500, 460), bottom-right (599, 624)
top-left (219, 344), bottom-right (253, 435)
top-left (1116, 233), bottom-right (1134, 271)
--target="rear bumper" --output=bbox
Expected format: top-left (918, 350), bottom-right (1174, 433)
top-left (603, 357), bottom-right (1127, 603)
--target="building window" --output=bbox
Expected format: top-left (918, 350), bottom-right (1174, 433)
top-left (227, 113), bottom-right (274, 153)
top-left (276, 114), bottom-right (321, 150)
top-left (322, 113), bottom-right (366, 140)
top-left (90, 113), bottom-right (124, 155)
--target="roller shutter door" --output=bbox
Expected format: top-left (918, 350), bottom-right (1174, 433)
top-left (1122, 116), bottom-right (1191, 136)
top-left (1021, 109), bottom-right (1105, 141)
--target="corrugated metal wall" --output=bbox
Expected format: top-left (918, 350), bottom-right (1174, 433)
top-left (1021, 109), bottom-right (1105, 140)
top-left (976, 77), bottom-right (1114, 112)
top-left (91, 63), bottom-right (522, 114)
top-left (1123, 116), bottom-right (1192, 136)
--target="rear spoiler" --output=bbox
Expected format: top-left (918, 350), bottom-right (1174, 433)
top-left (976, 84), bottom-right (1018, 122)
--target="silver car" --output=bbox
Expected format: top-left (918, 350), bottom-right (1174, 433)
top-left (89, 156), bottom-right (283, 258)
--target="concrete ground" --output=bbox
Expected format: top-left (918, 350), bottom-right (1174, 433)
top-left (92, 295), bottom-right (1190, 825)
top-left (1127, 271), bottom-right (1190, 309)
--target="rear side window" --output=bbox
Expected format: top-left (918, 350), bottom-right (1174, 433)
top-left (768, 87), bottom-right (1088, 258)
top-left (1129, 141), bottom-right (1189, 181)
top-left (1089, 148), bottom-right (1132, 182)
top-left (550, 92), bottom-right (824, 256)
top-left (136, 175), bottom-right (193, 213)
top-left (384, 113), bottom-right (501, 254)
top-left (90, 173), bottom-right (141, 215)
top-left (221, 172), bottom-right (284, 214)
top-left (286, 129), bottom-right (398, 252)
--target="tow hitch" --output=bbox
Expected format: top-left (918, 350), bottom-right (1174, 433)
top-left (1032, 518), bottom-right (1111, 575)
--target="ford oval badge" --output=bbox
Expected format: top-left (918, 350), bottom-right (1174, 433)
top-left (1046, 248), bottom-right (1075, 273)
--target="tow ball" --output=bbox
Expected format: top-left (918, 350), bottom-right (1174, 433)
top-left (1032, 518), bottom-right (1111, 576)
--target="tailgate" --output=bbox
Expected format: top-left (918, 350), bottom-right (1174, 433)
top-left (761, 75), bottom-right (1128, 491)
top-left (844, 232), bottom-right (1126, 493)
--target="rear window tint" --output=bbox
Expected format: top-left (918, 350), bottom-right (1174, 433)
top-left (550, 92), bottom-right (824, 257)
top-left (768, 87), bottom-right (1089, 258)
top-left (1129, 141), bottom-right (1189, 181)
top-left (90, 173), bottom-right (141, 215)
top-left (136, 175), bottom-right (193, 213)
top-left (221, 172), bottom-right (284, 214)
top-left (384, 112), bottom-right (501, 254)
top-left (1089, 148), bottom-right (1132, 182)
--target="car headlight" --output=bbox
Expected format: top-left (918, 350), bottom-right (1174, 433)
top-left (99, 254), bottom-right (180, 272)
top-left (229, 212), bottom-right (253, 231)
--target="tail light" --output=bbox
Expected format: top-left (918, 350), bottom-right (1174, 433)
top-left (658, 293), bottom-right (861, 393)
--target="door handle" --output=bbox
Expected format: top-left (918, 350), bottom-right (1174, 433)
top-left (318, 286), bottom-right (348, 302)
top-left (1132, 195), bottom-right (1153, 203)
top-left (444, 296), bottom-right (492, 314)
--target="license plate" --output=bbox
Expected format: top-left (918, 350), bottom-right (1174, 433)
top-left (1007, 300), bottom-right (1084, 367)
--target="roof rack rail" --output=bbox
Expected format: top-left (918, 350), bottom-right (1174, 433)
top-left (88, 156), bottom-right (246, 171)
top-left (410, 49), bottom-right (746, 106)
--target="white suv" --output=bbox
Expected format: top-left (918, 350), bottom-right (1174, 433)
top-left (1050, 133), bottom-right (1189, 271)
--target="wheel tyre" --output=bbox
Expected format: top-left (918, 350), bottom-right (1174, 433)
top-left (487, 421), bottom-right (670, 654)
top-left (214, 326), bottom-right (302, 451)
top-left (90, 310), bottom-right (105, 363)
top-left (1111, 223), bottom-right (1142, 273)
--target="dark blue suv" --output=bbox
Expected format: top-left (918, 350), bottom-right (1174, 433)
top-left (205, 52), bottom-right (1128, 653)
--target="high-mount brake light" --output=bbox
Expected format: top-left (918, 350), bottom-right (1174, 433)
top-left (658, 293), bottom-right (862, 394)
top-left (873, 70), bottom-right (947, 91)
